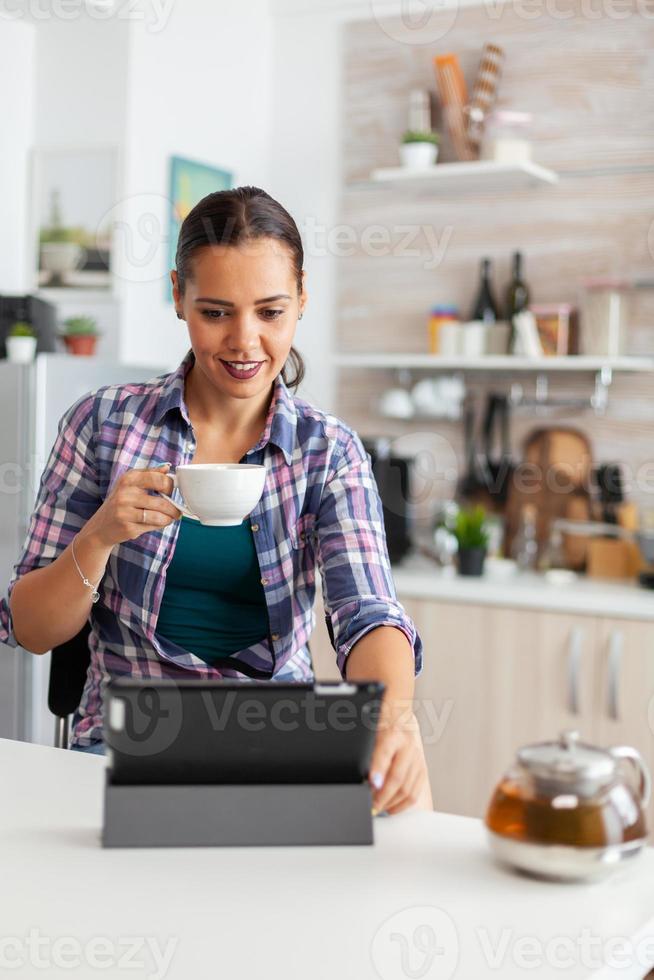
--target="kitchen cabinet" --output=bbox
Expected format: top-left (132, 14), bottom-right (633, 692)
top-left (407, 600), bottom-right (654, 829)
top-left (405, 600), bottom-right (600, 819)
top-left (593, 618), bottom-right (654, 821)
top-left (312, 588), bottom-right (654, 831)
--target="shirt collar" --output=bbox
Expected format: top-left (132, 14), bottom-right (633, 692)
top-left (154, 348), bottom-right (297, 465)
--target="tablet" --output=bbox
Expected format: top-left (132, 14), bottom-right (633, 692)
top-left (103, 678), bottom-right (385, 786)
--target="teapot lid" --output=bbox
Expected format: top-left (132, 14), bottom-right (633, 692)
top-left (517, 730), bottom-right (616, 794)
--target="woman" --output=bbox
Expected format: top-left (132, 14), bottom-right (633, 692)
top-left (1, 186), bottom-right (432, 815)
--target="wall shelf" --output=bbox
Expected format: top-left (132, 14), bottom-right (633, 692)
top-left (367, 160), bottom-right (559, 192)
top-left (334, 354), bottom-right (654, 373)
top-left (335, 354), bottom-right (654, 417)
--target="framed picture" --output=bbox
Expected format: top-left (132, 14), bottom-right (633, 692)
top-left (31, 145), bottom-right (118, 290)
top-left (166, 155), bottom-right (233, 301)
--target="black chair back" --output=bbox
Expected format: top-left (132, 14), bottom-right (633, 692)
top-left (48, 623), bottom-right (92, 748)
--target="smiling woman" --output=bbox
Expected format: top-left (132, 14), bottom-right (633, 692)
top-left (2, 186), bottom-right (432, 815)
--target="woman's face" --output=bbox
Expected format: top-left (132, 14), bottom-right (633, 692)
top-left (171, 237), bottom-right (306, 400)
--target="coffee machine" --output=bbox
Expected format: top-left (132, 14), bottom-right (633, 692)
top-left (0, 294), bottom-right (58, 357)
top-left (361, 437), bottom-right (413, 565)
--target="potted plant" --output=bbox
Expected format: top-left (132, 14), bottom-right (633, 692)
top-left (454, 505), bottom-right (489, 577)
top-left (399, 130), bottom-right (440, 170)
top-left (6, 322), bottom-right (38, 364)
top-left (59, 316), bottom-right (100, 356)
top-left (39, 191), bottom-right (87, 287)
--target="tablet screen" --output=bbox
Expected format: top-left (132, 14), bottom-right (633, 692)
top-left (104, 679), bottom-right (385, 786)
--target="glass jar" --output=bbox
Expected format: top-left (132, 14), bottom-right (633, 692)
top-left (428, 306), bottom-right (459, 354)
top-left (481, 110), bottom-right (532, 164)
top-left (580, 279), bottom-right (630, 356)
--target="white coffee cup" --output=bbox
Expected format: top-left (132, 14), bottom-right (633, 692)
top-left (158, 463), bottom-right (266, 526)
top-left (378, 388), bottom-right (414, 419)
top-left (438, 322), bottom-right (462, 356)
top-left (461, 320), bottom-right (487, 357)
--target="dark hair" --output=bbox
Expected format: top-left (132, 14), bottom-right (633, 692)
top-left (175, 185), bottom-right (305, 391)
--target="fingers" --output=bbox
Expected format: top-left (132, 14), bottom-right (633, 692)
top-left (369, 715), bottom-right (433, 816)
top-left (368, 727), bottom-right (398, 807)
top-left (384, 766), bottom-right (424, 815)
top-left (121, 465), bottom-right (175, 496)
top-left (372, 740), bottom-right (418, 814)
top-left (130, 487), bottom-right (183, 522)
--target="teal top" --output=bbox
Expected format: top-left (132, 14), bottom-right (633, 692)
top-left (155, 515), bottom-right (270, 664)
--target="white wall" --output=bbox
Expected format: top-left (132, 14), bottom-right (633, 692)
top-left (269, 0), bottom-right (472, 412)
top-left (29, 11), bottom-right (129, 359)
top-left (269, 0), bottom-right (413, 412)
top-left (117, 0), bottom-right (274, 369)
top-left (33, 12), bottom-right (128, 147)
top-left (0, 21), bottom-right (35, 293)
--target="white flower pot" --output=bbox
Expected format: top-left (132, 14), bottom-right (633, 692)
top-left (6, 336), bottom-right (37, 364)
top-left (399, 142), bottom-right (439, 170)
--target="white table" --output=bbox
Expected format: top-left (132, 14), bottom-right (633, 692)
top-left (2, 738), bottom-right (654, 980)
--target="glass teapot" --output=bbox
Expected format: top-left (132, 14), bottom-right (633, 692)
top-left (485, 730), bottom-right (650, 880)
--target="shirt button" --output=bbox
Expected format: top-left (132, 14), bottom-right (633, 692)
top-left (260, 576), bottom-right (268, 586)
top-left (251, 523), bottom-right (259, 532)
top-left (271, 633), bottom-right (280, 642)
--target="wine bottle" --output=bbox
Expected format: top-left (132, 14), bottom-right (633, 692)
top-left (506, 251), bottom-right (530, 320)
top-left (470, 257), bottom-right (499, 324)
top-left (506, 251), bottom-right (530, 353)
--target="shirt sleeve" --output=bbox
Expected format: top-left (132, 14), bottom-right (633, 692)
top-left (315, 427), bottom-right (423, 680)
top-left (0, 392), bottom-right (101, 649)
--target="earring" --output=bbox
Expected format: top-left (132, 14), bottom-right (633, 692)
top-left (176, 312), bottom-right (183, 320)
top-left (298, 312), bottom-right (304, 320)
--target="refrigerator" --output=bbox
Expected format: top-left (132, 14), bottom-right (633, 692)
top-left (0, 353), bottom-right (168, 746)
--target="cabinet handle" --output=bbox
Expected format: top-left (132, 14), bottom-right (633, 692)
top-left (607, 629), bottom-right (624, 722)
top-left (567, 626), bottom-right (583, 715)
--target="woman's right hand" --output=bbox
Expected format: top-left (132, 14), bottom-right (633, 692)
top-left (80, 463), bottom-right (183, 549)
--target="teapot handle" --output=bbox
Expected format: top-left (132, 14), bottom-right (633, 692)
top-left (609, 745), bottom-right (651, 807)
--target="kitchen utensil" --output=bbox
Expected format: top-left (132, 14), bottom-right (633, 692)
top-left (636, 530), bottom-right (654, 565)
top-left (586, 538), bottom-right (632, 579)
top-left (457, 400), bottom-right (485, 502)
top-left (485, 730), bottom-right (650, 881)
top-left (157, 463), bottom-right (266, 526)
top-left (434, 53), bottom-right (475, 161)
top-left (361, 438), bottom-right (413, 564)
top-left (466, 44), bottom-right (505, 155)
top-left (595, 463), bottom-right (624, 524)
top-left (478, 393), bottom-right (514, 506)
top-left (504, 427), bottom-right (593, 563)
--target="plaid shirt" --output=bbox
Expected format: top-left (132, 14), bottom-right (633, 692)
top-left (0, 348), bottom-right (423, 747)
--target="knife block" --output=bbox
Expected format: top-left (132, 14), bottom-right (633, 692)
top-left (102, 771), bottom-right (374, 847)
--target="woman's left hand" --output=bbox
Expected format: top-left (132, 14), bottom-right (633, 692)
top-left (368, 707), bottom-right (433, 815)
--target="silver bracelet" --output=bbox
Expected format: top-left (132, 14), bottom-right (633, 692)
top-left (70, 536), bottom-right (101, 603)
